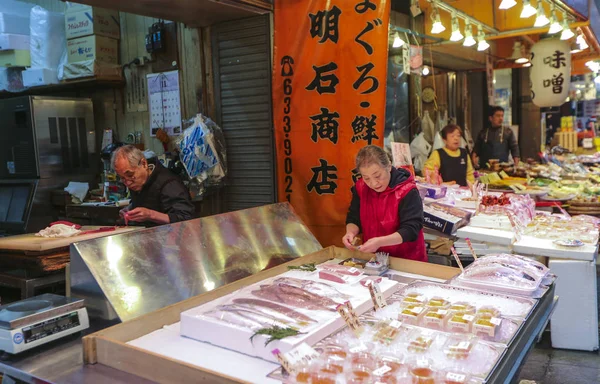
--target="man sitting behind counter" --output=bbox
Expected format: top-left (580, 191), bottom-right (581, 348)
top-left (112, 145), bottom-right (195, 227)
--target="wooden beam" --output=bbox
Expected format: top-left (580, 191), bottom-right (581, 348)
top-left (66, 0), bottom-right (271, 27)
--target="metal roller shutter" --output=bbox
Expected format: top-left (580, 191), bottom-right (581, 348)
top-left (212, 15), bottom-right (276, 211)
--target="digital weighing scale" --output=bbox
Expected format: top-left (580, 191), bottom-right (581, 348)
top-left (0, 294), bottom-right (89, 354)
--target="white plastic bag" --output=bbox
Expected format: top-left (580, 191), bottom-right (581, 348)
top-left (421, 111), bottom-right (435, 145)
top-left (410, 132), bottom-right (431, 173)
top-left (432, 132), bottom-right (444, 151)
top-left (30, 6), bottom-right (66, 71)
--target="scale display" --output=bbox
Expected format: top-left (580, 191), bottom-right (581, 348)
top-left (22, 311), bottom-right (80, 344)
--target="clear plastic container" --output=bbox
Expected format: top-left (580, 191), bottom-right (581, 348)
top-left (446, 312), bottom-right (475, 333)
top-left (443, 335), bottom-right (477, 360)
top-left (407, 329), bottom-right (437, 354)
top-left (448, 302), bottom-right (476, 314)
top-left (421, 307), bottom-right (450, 330)
top-left (399, 304), bottom-right (426, 325)
top-left (426, 296), bottom-right (451, 309)
top-left (402, 292), bottom-right (428, 305)
top-left (473, 315), bottom-right (502, 338)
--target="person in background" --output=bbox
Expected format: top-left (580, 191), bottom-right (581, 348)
top-left (342, 145), bottom-right (427, 262)
top-left (424, 124), bottom-right (474, 187)
top-left (112, 145), bottom-right (195, 227)
top-left (473, 106), bottom-right (520, 168)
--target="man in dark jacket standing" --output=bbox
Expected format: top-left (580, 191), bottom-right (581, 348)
top-left (473, 106), bottom-right (520, 168)
top-left (112, 145), bottom-right (195, 227)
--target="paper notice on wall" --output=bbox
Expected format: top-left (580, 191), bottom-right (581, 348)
top-left (391, 142), bottom-right (412, 167)
top-left (147, 70), bottom-right (182, 137)
top-left (486, 54), bottom-right (495, 106)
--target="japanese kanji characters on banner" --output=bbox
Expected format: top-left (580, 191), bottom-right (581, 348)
top-left (530, 39), bottom-right (571, 108)
top-left (273, 0), bottom-right (390, 245)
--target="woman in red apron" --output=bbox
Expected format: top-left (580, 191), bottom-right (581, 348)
top-left (342, 145), bottom-right (427, 262)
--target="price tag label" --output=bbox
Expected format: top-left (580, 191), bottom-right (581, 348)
top-left (389, 320), bottom-right (402, 329)
top-left (457, 341), bottom-right (471, 350)
top-left (463, 315), bottom-right (475, 322)
top-left (446, 372), bottom-right (467, 382)
top-left (273, 343), bottom-right (320, 375)
top-left (372, 365), bottom-right (392, 377)
top-left (367, 281), bottom-right (387, 310)
top-left (438, 310), bottom-right (448, 315)
top-left (337, 302), bottom-right (362, 335)
top-left (349, 267), bottom-right (359, 274)
top-left (491, 317), bottom-right (502, 326)
top-left (412, 306), bottom-right (424, 314)
top-left (349, 344), bottom-right (368, 354)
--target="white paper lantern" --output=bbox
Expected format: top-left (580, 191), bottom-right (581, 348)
top-left (530, 39), bottom-right (571, 108)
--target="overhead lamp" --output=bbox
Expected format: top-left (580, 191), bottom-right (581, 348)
top-left (520, 0), bottom-right (536, 19)
top-left (533, 2), bottom-right (549, 27)
top-left (547, 9), bottom-right (563, 34)
top-left (463, 20), bottom-right (476, 47)
top-left (586, 61), bottom-right (600, 72)
top-left (577, 33), bottom-right (589, 50)
top-left (449, 15), bottom-right (464, 42)
top-left (430, 5), bottom-right (445, 34)
top-left (523, 62), bottom-right (532, 67)
top-left (392, 32), bottom-right (405, 48)
top-left (477, 26), bottom-right (490, 51)
top-left (422, 66), bottom-right (430, 76)
top-left (499, 0), bottom-right (517, 10)
top-left (560, 18), bottom-right (574, 40)
top-left (511, 41), bottom-right (529, 64)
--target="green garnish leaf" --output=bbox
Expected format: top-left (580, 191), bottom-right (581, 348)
top-left (287, 263), bottom-right (316, 272)
top-left (250, 326), bottom-right (305, 346)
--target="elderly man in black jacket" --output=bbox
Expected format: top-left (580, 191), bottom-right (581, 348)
top-left (112, 145), bottom-right (195, 227)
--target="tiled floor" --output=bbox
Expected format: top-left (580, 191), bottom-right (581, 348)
top-left (517, 266), bottom-right (600, 384)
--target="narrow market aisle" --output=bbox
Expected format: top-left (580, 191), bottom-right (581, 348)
top-left (518, 265), bottom-right (600, 384)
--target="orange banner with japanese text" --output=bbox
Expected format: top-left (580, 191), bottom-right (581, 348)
top-left (273, 0), bottom-right (390, 246)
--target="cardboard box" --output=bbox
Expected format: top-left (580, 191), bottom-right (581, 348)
top-left (67, 35), bottom-right (118, 64)
top-left (0, 34), bottom-right (29, 51)
top-left (417, 183), bottom-right (447, 199)
top-left (423, 203), bottom-right (471, 236)
top-left (0, 13), bottom-right (29, 35)
top-left (65, 7), bottom-right (120, 40)
top-left (0, 50), bottom-right (30, 67)
top-left (61, 59), bottom-right (122, 81)
top-left (22, 68), bottom-right (58, 87)
top-left (549, 258), bottom-right (599, 351)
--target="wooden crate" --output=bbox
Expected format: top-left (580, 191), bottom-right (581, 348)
top-left (82, 246), bottom-right (459, 384)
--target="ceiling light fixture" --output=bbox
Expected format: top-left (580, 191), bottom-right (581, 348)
top-left (511, 41), bottom-right (529, 63)
top-left (577, 33), bottom-right (589, 50)
top-left (463, 20), bottom-right (476, 47)
top-left (547, 8), bottom-right (563, 34)
top-left (450, 15), bottom-right (464, 42)
top-left (560, 18), bottom-right (575, 40)
top-left (422, 66), bottom-right (430, 76)
top-left (392, 32), bottom-right (405, 48)
top-left (430, 4), bottom-right (445, 34)
top-left (477, 25), bottom-right (490, 51)
top-left (499, 0), bottom-right (517, 10)
top-left (533, 2), bottom-right (549, 27)
top-left (520, 0), bottom-right (536, 19)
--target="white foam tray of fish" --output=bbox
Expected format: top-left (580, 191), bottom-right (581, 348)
top-left (390, 281), bottom-right (537, 320)
top-left (180, 270), bottom-right (399, 363)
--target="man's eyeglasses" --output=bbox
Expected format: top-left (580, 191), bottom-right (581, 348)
top-left (118, 159), bottom-right (143, 183)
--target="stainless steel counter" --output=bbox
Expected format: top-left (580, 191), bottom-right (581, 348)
top-left (0, 320), bottom-right (154, 384)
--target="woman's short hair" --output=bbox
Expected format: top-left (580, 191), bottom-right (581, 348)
top-left (355, 145), bottom-right (391, 170)
top-left (441, 124), bottom-right (462, 140)
top-left (111, 145), bottom-right (145, 169)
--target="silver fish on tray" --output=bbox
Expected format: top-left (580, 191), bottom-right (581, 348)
top-left (252, 282), bottom-right (338, 312)
top-left (217, 304), bottom-right (290, 329)
top-left (273, 277), bottom-right (349, 300)
top-left (203, 309), bottom-right (266, 331)
top-left (232, 298), bottom-right (316, 324)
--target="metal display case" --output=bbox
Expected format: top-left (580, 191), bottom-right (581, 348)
top-left (70, 203), bottom-right (322, 321)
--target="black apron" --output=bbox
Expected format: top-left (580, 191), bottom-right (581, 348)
top-left (480, 126), bottom-right (509, 166)
top-left (438, 148), bottom-right (468, 187)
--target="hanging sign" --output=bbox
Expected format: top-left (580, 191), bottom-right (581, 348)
top-left (530, 39), bottom-right (571, 108)
top-left (273, 0), bottom-right (390, 245)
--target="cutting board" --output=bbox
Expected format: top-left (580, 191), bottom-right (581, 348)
top-left (0, 227), bottom-right (141, 252)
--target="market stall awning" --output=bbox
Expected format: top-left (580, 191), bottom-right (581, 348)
top-left (64, 0), bottom-right (272, 27)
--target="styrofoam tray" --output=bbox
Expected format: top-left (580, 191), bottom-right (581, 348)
top-left (180, 270), bottom-right (398, 363)
top-left (469, 214), bottom-right (513, 230)
top-left (456, 226), bottom-right (515, 246)
top-left (128, 322), bottom-right (280, 384)
top-left (514, 235), bottom-right (598, 261)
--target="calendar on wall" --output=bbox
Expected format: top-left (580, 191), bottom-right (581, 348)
top-left (147, 70), bottom-right (182, 137)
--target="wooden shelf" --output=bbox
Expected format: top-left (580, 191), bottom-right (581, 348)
top-left (0, 77), bottom-right (125, 98)
top-left (65, 0), bottom-right (272, 27)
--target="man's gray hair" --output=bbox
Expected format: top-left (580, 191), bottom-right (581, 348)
top-left (111, 145), bottom-right (145, 169)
